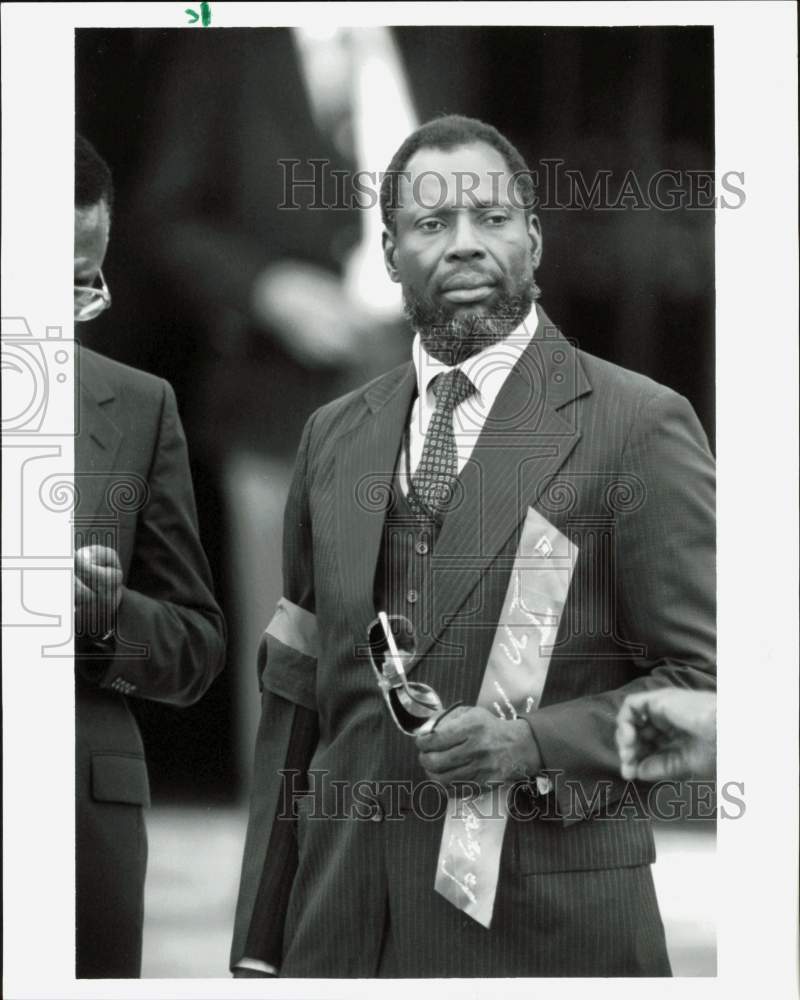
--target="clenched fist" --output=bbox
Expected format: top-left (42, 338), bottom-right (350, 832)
top-left (616, 688), bottom-right (716, 781)
top-left (75, 544), bottom-right (123, 639)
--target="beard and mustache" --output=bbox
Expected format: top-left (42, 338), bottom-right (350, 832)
top-left (402, 270), bottom-right (541, 366)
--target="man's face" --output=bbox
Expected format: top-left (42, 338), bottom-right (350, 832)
top-left (74, 200), bottom-right (110, 290)
top-left (383, 142), bottom-right (542, 364)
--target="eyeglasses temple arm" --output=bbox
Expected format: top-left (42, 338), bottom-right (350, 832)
top-left (429, 701), bottom-right (465, 732)
top-left (378, 610), bottom-right (408, 681)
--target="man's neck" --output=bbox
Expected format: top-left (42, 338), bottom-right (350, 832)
top-left (412, 305), bottom-right (539, 405)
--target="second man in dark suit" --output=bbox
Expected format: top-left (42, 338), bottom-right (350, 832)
top-left (74, 134), bottom-right (225, 978)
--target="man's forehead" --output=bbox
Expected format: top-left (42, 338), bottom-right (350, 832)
top-left (397, 142), bottom-right (519, 210)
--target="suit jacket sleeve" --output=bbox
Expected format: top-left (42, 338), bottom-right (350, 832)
top-left (527, 386), bottom-right (716, 821)
top-left (90, 381), bottom-right (226, 706)
top-left (230, 412), bottom-right (320, 971)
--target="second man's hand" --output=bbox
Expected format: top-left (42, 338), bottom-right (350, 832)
top-left (415, 705), bottom-right (542, 791)
top-left (75, 544), bottom-right (123, 638)
top-left (616, 688), bottom-right (717, 782)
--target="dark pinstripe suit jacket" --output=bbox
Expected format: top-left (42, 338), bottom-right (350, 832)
top-left (231, 307), bottom-right (715, 977)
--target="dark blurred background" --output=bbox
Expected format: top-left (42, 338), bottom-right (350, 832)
top-left (76, 26), bottom-right (714, 808)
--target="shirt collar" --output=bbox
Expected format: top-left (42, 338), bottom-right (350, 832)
top-left (411, 306), bottom-right (539, 415)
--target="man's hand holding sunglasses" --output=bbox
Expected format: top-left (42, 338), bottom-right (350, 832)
top-left (415, 706), bottom-right (542, 791)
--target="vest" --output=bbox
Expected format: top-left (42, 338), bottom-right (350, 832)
top-left (373, 474), bottom-right (441, 636)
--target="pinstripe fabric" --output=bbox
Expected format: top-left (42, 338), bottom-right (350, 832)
top-left (380, 812), bottom-right (669, 977)
top-left (231, 305), bottom-right (714, 977)
top-left (243, 704), bottom-right (317, 965)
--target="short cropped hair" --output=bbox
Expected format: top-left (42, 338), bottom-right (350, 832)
top-left (379, 114), bottom-right (536, 232)
top-left (75, 133), bottom-right (114, 213)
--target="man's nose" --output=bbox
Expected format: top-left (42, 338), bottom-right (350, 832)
top-left (444, 215), bottom-right (486, 262)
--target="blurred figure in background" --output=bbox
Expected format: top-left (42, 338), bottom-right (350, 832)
top-left (616, 689), bottom-right (717, 781)
top-left (131, 27), bottom-right (480, 778)
top-left (74, 134), bottom-right (225, 976)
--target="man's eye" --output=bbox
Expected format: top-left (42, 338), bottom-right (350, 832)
top-left (484, 213), bottom-right (509, 226)
top-left (418, 219), bottom-right (445, 233)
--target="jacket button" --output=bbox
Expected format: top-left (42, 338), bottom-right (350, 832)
top-left (406, 589), bottom-right (418, 604)
top-left (415, 540), bottom-right (429, 555)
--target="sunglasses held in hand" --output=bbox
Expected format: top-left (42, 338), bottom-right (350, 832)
top-left (367, 611), bottom-right (463, 736)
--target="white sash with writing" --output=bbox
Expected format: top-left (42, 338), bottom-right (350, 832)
top-left (433, 506), bottom-right (579, 927)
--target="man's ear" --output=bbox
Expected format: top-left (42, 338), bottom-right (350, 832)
top-left (382, 228), bottom-right (401, 283)
top-left (528, 213), bottom-right (543, 269)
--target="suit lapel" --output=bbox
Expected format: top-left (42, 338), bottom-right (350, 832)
top-left (412, 312), bottom-right (592, 666)
top-left (335, 364), bottom-right (417, 636)
top-left (76, 349), bottom-right (122, 524)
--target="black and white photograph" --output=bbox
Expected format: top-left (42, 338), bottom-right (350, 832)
top-left (1, 3), bottom-right (797, 998)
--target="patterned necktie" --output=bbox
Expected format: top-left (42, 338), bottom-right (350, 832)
top-left (409, 369), bottom-right (476, 516)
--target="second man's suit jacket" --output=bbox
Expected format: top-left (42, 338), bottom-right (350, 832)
top-left (232, 308), bottom-right (716, 977)
top-left (75, 346), bottom-right (226, 976)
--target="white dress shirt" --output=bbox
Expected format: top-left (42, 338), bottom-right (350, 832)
top-left (398, 308), bottom-right (539, 492)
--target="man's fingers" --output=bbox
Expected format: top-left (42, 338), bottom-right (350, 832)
top-left (616, 700), bottom-right (637, 733)
top-left (75, 547), bottom-right (123, 622)
top-left (618, 690), bottom-right (651, 719)
top-left (75, 546), bottom-right (122, 588)
top-left (636, 752), bottom-right (681, 782)
top-left (618, 689), bottom-right (693, 738)
top-left (92, 565), bottom-right (123, 587)
top-left (75, 547), bottom-right (93, 580)
top-left (77, 562), bottom-right (123, 592)
top-left (615, 718), bottom-right (638, 751)
top-left (77, 544), bottom-right (121, 567)
top-left (415, 705), bottom-right (473, 751)
top-left (88, 544), bottom-right (121, 568)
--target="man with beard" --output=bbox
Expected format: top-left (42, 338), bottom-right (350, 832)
top-left (231, 116), bottom-right (715, 977)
